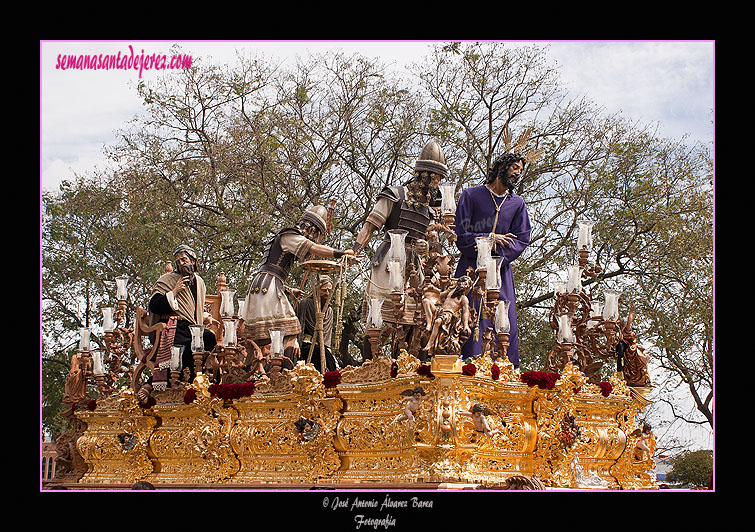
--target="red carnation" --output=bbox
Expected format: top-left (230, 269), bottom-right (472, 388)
top-left (598, 382), bottom-right (613, 397)
top-left (390, 362), bottom-right (398, 378)
top-left (520, 371), bottom-right (560, 390)
top-left (208, 382), bottom-right (255, 400)
top-left (323, 370), bottom-right (342, 388)
top-left (416, 364), bottom-right (434, 378)
top-left (491, 364), bottom-right (500, 380)
top-left (184, 388), bottom-right (197, 404)
top-left (87, 399), bottom-right (97, 411)
top-left (462, 362), bottom-right (477, 376)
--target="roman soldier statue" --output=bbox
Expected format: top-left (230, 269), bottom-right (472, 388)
top-left (243, 205), bottom-right (354, 363)
top-left (351, 140), bottom-right (448, 355)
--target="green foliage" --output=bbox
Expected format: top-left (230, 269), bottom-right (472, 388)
top-left (41, 43), bottom-right (713, 446)
top-left (667, 449), bottom-right (713, 488)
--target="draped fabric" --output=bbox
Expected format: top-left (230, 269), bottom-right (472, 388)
top-left (151, 316), bottom-right (177, 391)
top-left (453, 185), bottom-right (531, 366)
top-left (150, 272), bottom-right (206, 325)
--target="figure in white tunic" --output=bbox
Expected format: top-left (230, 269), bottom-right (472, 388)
top-left (243, 206), bottom-right (354, 363)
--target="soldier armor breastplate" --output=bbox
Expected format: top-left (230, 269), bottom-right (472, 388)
top-left (380, 186), bottom-right (433, 243)
top-left (373, 186), bottom-right (433, 268)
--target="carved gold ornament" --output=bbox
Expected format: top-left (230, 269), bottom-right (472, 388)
top-left (72, 358), bottom-right (656, 489)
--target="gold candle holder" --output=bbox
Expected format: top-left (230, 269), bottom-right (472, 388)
top-left (366, 327), bottom-right (382, 359)
top-left (497, 332), bottom-right (510, 361)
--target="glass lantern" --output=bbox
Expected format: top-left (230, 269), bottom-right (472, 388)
top-left (78, 327), bottom-right (91, 351)
top-left (587, 301), bottom-right (603, 328)
top-left (475, 236), bottom-right (493, 271)
top-left (189, 324), bottom-right (205, 352)
top-left (366, 296), bottom-right (385, 329)
top-left (220, 289), bottom-right (236, 318)
top-left (223, 319), bottom-right (238, 347)
top-left (269, 327), bottom-right (284, 357)
top-left (485, 256), bottom-right (504, 290)
top-left (101, 307), bottom-right (115, 332)
top-left (387, 229), bottom-right (408, 267)
top-left (566, 265), bottom-right (582, 293)
top-left (439, 182), bottom-right (457, 215)
top-left (115, 275), bottom-right (129, 301)
top-left (170, 345), bottom-right (184, 371)
top-left (92, 349), bottom-right (106, 376)
top-left (577, 219), bottom-right (594, 251)
top-left (494, 299), bottom-right (511, 334)
top-left (602, 290), bottom-right (621, 321)
top-left (557, 314), bottom-right (574, 343)
top-left (387, 259), bottom-right (404, 293)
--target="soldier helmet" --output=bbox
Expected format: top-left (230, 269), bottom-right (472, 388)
top-left (299, 205), bottom-right (328, 235)
top-left (414, 140), bottom-right (448, 178)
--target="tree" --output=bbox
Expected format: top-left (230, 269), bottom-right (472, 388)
top-left (412, 43), bottom-right (713, 444)
top-left (666, 449), bottom-right (713, 488)
top-left (41, 43), bottom-right (713, 451)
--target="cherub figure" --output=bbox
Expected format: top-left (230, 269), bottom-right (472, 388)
top-left (425, 276), bottom-right (473, 356)
top-left (248, 341), bottom-right (269, 377)
top-left (631, 422), bottom-right (654, 462)
top-left (394, 386), bottom-right (427, 430)
top-left (458, 403), bottom-right (504, 437)
top-left (294, 417), bottom-right (320, 442)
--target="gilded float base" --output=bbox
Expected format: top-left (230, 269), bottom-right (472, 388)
top-left (74, 353), bottom-right (657, 490)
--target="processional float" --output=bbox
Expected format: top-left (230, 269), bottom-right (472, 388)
top-left (51, 187), bottom-right (656, 492)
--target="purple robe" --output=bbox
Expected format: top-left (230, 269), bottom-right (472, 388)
top-left (453, 185), bottom-right (531, 366)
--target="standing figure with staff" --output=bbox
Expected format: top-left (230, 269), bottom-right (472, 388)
top-left (350, 141), bottom-right (448, 358)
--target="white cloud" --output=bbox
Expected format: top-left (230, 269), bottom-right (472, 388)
top-left (40, 40), bottom-right (714, 192)
top-left (547, 41), bottom-right (714, 142)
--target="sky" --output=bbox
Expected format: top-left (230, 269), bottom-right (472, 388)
top-left (40, 40), bottom-right (714, 194)
top-left (39, 40), bottom-right (715, 453)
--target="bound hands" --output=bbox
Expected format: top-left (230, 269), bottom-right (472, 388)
top-left (491, 232), bottom-right (517, 249)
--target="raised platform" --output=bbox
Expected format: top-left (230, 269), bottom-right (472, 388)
top-left (71, 352), bottom-right (657, 490)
